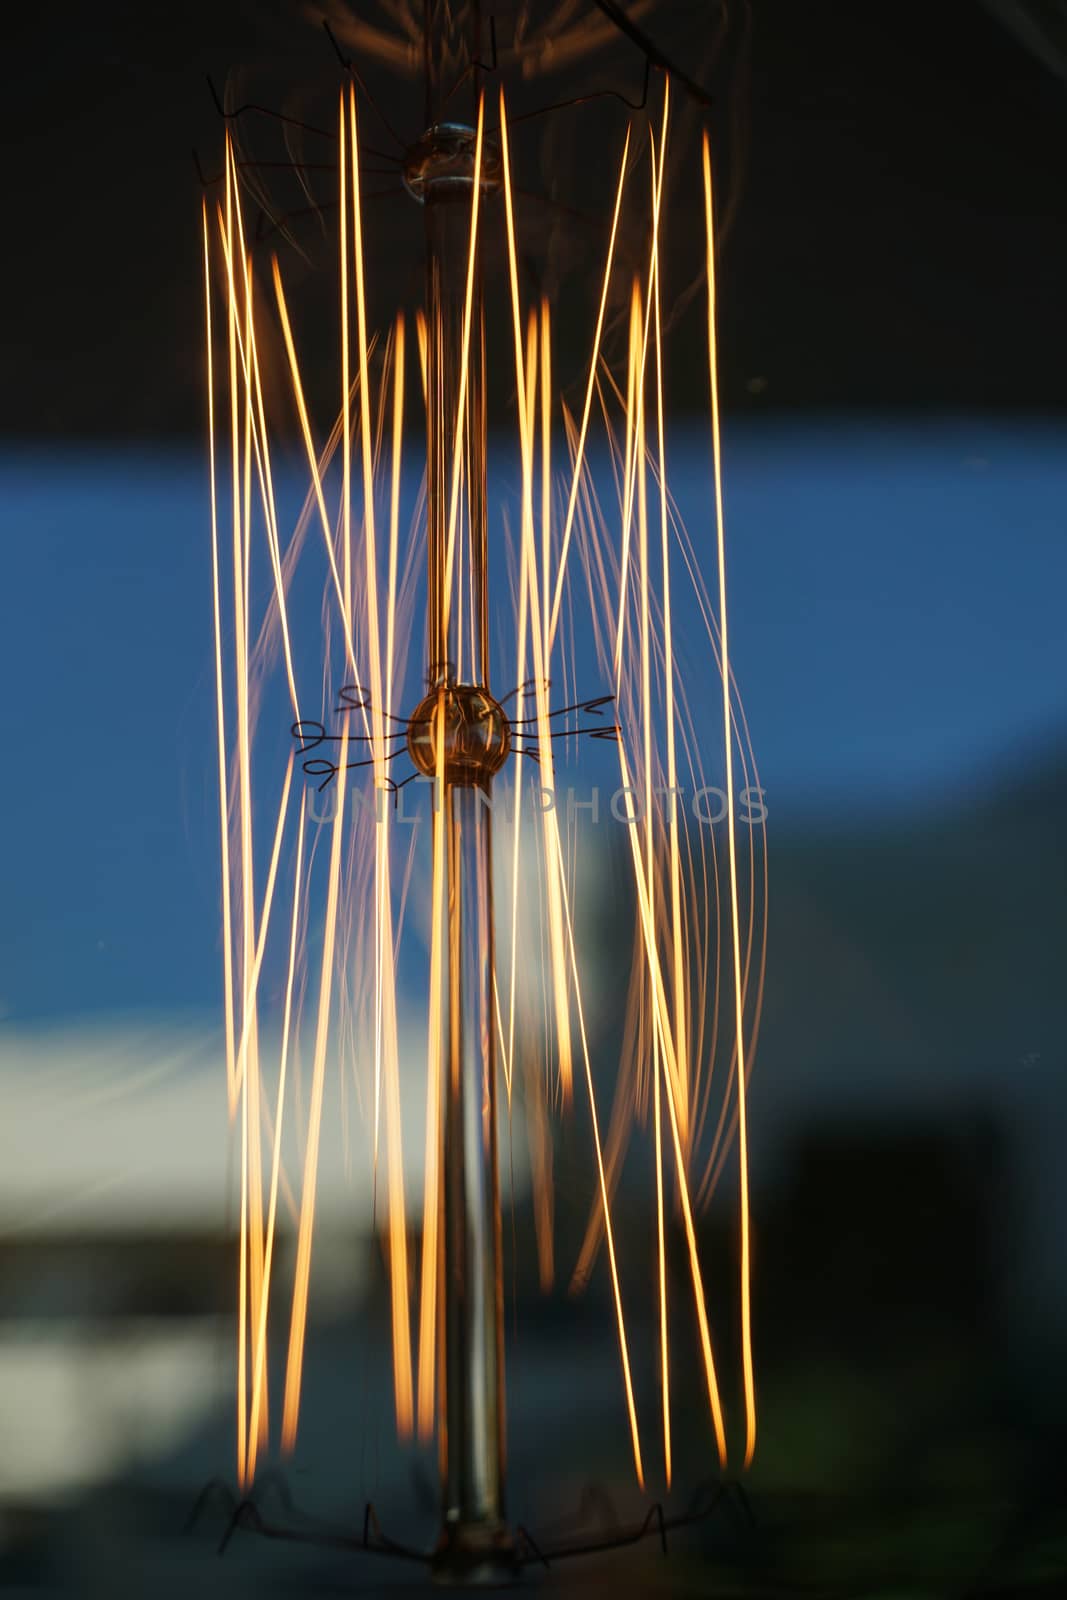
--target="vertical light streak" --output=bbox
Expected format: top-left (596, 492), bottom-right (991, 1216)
top-left (282, 727), bottom-right (350, 1449)
top-left (247, 804), bottom-right (306, 1477)
top-left (272, 259), bottom-right (360, 678)
top-left (206, 79), bottom-right (764, 1491)
top-left (221, 140), bottom-right (301, 721)
top-left (613, 281), bottom-right (642, 683)
top-left (703, 133), bottom-right (756, 1467)
top-left (240, 247), bottom-right (269, 1454)
top-left (203, 202), bottom-right (238, 1119)
top-left (614, 89), bottom-right (669, 680)
top-left (349, 87), bottom-right (413, 1433)
top-left (652, 1028), bottom-right (670, 1487)
top-left (509, 325), bottom-right (555, 1278)
top-left (648, 107), bottom-right (690, 1150)
top-left (415, 308), bottom-right (429, 403)
top-left (644, 484), bottom-right (768, 1202)
top-left (238, 1031), bottom-right (249, 1484)
top-left (417, 691), bottom-right (447, 1437)
top-left (499, 88), bottom-right (573, 1105)
top-left (539, 300), bottom-right (552, 666)
top-left (439, 93), bottom-right (485, 640)
top-left (221, 149), bottom-right (269, 1457)
top-left (612, 719), bottom-right (727, 1464)
top-left (546, 128), bottom-right (631, 650)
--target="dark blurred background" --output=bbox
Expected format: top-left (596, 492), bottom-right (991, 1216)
top-left (5, 0), bottom-right (1067, 435)
top-left (1, 3), bottom-right (1066, 1595)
